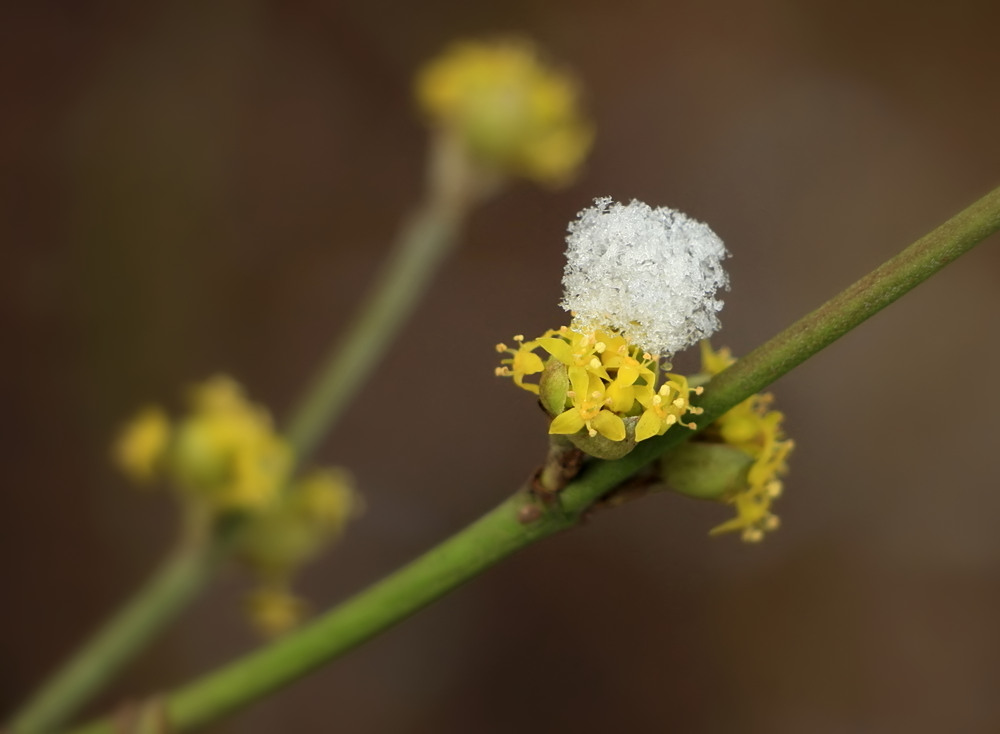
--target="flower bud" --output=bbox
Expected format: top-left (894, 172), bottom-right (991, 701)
top-left (538, 359), bottom-right (570, 417)
top-left (661, 442), bottom-right (753, 500)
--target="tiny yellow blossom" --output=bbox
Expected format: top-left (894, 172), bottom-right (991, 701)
top-left (549, 370), bottom-right (626, 441)
top-left (495, 335), bottom-right (545, 394)
top-left (246, 584), bottom-right (307, 638)
top-left (236, 468), bottom-right (359, 582)
top-left (114, 406), bottom-right (171, 484)
top-left (635, 374), bottom-right (702, 442)
top-left (236, 468), bottom-right (359, 635)
top-left (699, 339), bottom-right (735, 376)
top-left (416, 40), bottom-right (593, 185)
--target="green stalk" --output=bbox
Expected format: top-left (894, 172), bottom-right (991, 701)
top-left (284, 136), bottom-right (484, 463)
top-left (283, 197), bottom-right (466, 461)
top-left (69, 186), bottom-right (1000, 734)
top-left (7, 543), bottom-right (223, 734)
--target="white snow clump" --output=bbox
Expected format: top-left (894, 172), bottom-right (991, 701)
top-left (560, 197), bottom-right (729, 357)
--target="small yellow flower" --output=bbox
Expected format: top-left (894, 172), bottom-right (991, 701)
top-left (699, 339), bottom-right (735, 376)
top-left (536, 326), bottom-right (611, 385)
top-left (495, 335), bottom-right (545, 394)
top-left (246, 584), bottom-right (307, 638)
top-left (236, 469), bottom-right (359, 580)
top-left (114, 406), bottom-right (171, 484)
top-left (416, 40), bottom-right (593, 185)
top-left (549, 370), bottom-right (626, 441)
top-left (635, 374), bottom-right (702, 442)
top-left (292, 468), bottom-right (359, 530)
top-left (598, 334), bottom-right (657, 386)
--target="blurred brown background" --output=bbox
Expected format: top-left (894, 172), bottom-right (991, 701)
top-left (3, 1), bottom-right (1000, 732)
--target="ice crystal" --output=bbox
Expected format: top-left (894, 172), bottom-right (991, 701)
top-left (560, 197), bottom-right (729, 357)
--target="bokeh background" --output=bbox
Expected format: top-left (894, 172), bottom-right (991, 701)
top-left (4, 1), bottom-right (1000, 732)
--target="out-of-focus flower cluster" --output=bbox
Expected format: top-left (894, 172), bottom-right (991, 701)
top-left (416, 39), bottom-right (593, 186)
top-left (697, 342), bottom-right (794, 542)
top-left (115, 376), bottom-right (291, 512)
top-left (236, 468), bottom-right (359, 636)
top-left (113, 375), bottom-right (360, 635)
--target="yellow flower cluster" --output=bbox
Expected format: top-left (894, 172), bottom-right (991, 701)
top-left (236, 468), bottom-right (359, 636)
top-left (115, 375), bottom-right (291, 513)
top-left (497, 326), bottom-right (702, 447)
top-left (416, 40), bottom-right (593, 185)
top-left (113, 376), bottom-right (361, 634)
top-left (699, 342), bottom-right (794, 542)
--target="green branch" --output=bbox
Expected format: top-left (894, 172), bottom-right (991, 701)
top-left (6, 543), bottom-right (224, 734)
top-left (69, 185), bottom-right (1000, 733)
top-left (283, 195), bottom-right (466, 462)
top-left (284, 136), bottom-right (485, 463)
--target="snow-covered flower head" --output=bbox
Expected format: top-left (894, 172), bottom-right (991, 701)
top-left (560, 198), bottom-right (729, 357)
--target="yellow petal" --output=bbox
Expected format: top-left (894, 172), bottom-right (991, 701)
top-left (536, 337), bottom-right (574, 364)
top-left (634, 409), bottom-right (662, 442)
top-left (549, 408), bottom-right (585, 435)
top-left (514, 350), bottom-right (544, 375)
top-left (617, 363), bottom-right (639, 386)
top-left (591, 410), bottom-right (625, 442)
top-left (605, 380), bottom-right (635, 413)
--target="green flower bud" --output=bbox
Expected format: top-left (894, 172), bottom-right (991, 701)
top-left (661, 442), bottom-right (752, 500)
top-left (538, 359), bottom-right (570, 417)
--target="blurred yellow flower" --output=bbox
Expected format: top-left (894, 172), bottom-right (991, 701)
top-left (416, 40), bottom-right (593, 185)
top-left (245, 584), bottom-right (307, 638)
top-left (113, 406), bottom-right (170, 484)
top-left (236, 468), bottom-right (360, 635)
